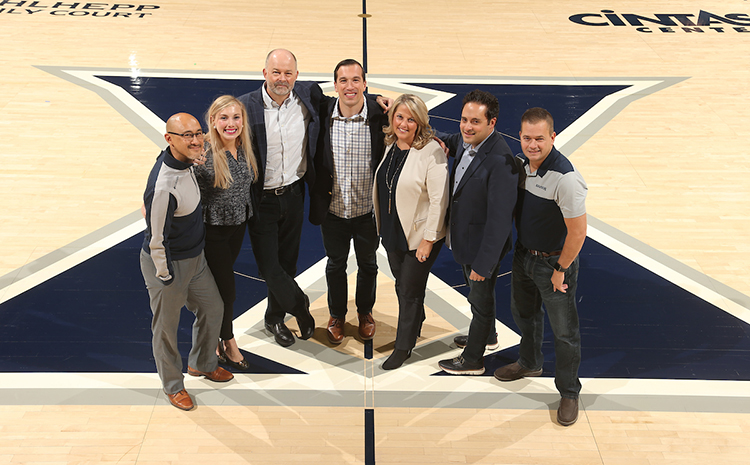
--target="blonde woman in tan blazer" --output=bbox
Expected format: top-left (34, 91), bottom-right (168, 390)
top-left (372, 94), bottom-right (449, 370)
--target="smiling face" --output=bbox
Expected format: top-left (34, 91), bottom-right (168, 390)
top-left (520, 119), bottom-right (556, 171)
top-left (459, 102), bottom-right (496, 148)
top-left (262, 50), bottom-right (298, 104)
top-left (164, 113), bottom-right (204, 163)
top-left (212, 104), bottom-right (243, 147)
top-left (333, 63), bottom-right (366, 116)
top-left (392, 104), bottom-right (418, 148)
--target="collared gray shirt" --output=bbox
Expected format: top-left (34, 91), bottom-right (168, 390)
top-left (329, 99), bottom-right (373, 218)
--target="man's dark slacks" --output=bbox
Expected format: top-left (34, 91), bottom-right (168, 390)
top-left (248, 180), bottom-right (307, 324)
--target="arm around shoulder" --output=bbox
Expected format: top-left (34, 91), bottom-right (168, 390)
top-left (422, 141), bottom-right (449, 242)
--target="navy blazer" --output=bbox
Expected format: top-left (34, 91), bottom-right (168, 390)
top-left (442, 131), bottom-right (519, 278)
top-left (238, 81), bottom-right (323, 212)
top-left (309, 96), bottom-right (389, 225)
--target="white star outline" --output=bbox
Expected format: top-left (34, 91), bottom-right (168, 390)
top-left (2, 67), bottom-right (749, 410)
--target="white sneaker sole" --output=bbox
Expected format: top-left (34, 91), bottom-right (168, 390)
top-left (440, 366), bottom-right (486, 376)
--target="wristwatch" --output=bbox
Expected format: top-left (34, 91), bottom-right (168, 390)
top-left (553, 262), bottom-right (569, 273)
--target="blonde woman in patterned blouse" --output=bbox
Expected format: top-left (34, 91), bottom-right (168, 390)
top-left (194, 95), bottom-right (258, 371)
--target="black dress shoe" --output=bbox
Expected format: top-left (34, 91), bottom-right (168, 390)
top-left (265, 321), bottom-right (295, 347)
top-left (382, 349), bottom-right (411, 370)
top-left (296, 294), bottom-right (315, 340)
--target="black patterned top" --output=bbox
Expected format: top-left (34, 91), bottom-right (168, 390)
top-left (194, 146), bottom-right (254, 226)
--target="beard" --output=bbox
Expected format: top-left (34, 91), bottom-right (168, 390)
top-left (269, 82), bottom-right (292, 97)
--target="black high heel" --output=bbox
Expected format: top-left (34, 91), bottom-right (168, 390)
top-left (382, 349), bottom-right (412, 370)
top-left (217, 342), bottom-right (228, 364)
top-left (218, 341), bottom-right (250, 370)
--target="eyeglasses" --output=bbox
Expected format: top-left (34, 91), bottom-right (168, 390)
top-left (168, 131), bottom-right (205, 140)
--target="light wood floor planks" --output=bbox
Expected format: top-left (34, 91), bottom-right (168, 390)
top-left (2, 405), bottom-right (750, 464)
top-left (1, 0), bottom-right (749, 464)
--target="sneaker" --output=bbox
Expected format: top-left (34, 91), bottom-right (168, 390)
top-left (438, 355), bottom-right (485, 375)
top-left (453, 332), bottom-right (499, 350)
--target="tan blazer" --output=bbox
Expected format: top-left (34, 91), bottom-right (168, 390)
top-left (373, 139), bottom-right (449, 251)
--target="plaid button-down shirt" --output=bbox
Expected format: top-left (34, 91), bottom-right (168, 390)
top-left (329, 100), bottom-right (373, 218)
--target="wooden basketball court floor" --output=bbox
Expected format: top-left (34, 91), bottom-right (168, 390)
top-left (1, 0), bottom-right (750, 463)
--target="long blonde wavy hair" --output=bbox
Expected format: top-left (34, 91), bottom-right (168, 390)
top-left (205, 95), bottom-right (258, 189)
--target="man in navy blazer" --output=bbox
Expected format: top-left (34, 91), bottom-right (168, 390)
top-left (238, 49), bottom-right (322, 347)
top-left (436, 90), bottom-right (519, 375)
top-left (309, 59), bottom-right (389, 345)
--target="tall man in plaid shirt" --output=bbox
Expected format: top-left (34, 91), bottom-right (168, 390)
top-left (310, 59), bottom-right (389, 344)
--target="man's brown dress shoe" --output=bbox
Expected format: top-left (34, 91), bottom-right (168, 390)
top-left (187, 366), bottom-right (234, 382)
top-left (165, 389), bottom-right (194, 411)
top-left (557, 397), bottom-right (579, 426)
top-left (493, 361), bottom-right (543, 381)
top-left (357, 313), bottom-right (376, 340)
top-left (327, 317), bottom-right (345, 344)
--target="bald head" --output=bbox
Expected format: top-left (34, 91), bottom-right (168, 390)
top-left (166, 113), bottom-right (200, 133)
top-left (164, 113), bottom-right (204, 163)
top-left (265, 48), bottom-right (297, 68)
top-left (263, 49), bottom-right (299, 105)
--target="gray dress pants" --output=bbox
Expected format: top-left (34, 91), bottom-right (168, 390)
top-left (140, 250), bottom-right (223, 394)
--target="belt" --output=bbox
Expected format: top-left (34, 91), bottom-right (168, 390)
top-left (264, 179), bottom-right (302, 196)
top-left (527, 249), bottom-right (561, 258)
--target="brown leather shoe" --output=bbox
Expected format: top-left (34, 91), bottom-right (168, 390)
top-left (493, 361), bottom-right (543, 381)
top-left (165, 389), bottom-right (194, 411)
top-left (187, 366), bottom-right (234, 382)
top-left (327, 316), bottom-right (345, 344)
top-left (357, 313), bottom-right (376, 340)
top-left (557, 397), bottom-right (579, 426)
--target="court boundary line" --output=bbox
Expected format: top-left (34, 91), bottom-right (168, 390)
top-left (1, 68), bottom-right (748, 413)
top-left (5, 68), bottom-right (744, 314)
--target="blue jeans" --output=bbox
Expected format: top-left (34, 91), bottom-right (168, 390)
top-left (320, 212), bottom-right (379, 318)
top-left (510, 246), bottom-right (581, 399)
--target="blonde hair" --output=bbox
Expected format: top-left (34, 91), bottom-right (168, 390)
top-left (205, 95), bottom-right (258, 189)
top-left (383, 94), bottom-right (435, 150)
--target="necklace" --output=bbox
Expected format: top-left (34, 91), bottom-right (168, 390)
top-left (384, 145), bottom-right (409, 214)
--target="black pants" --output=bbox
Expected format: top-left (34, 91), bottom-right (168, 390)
top-left (203, 222), bottom-right (246, 341)
top-left (386, 239), bottom-right (444, 351)
top-left (320, 212), bottom-right (379, 318)
top-left (248, 181), bottom-right (307, 324)
top-left (460, 260), bottom-right (502, 364)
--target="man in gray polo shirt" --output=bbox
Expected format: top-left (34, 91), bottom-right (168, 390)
top-left (493, 107), bottom-right (588, 426)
